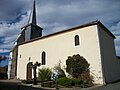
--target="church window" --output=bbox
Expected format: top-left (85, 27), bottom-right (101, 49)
top-left (29, 57), bottom-right (31, 61)
top-left (20, 54), bottom-right (21, 58)
top-left (74, 35), bottom-right (80, 46)
top-left (41, 51), bottom-right (46, 65)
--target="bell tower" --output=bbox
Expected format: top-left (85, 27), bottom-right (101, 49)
top-left (18, 0), bottom-right (43, 44)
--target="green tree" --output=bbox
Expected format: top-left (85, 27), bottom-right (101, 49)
top-left (66, 54), bottom-right (89, 78)
top-left (38, 68), bottom-right (52, 81)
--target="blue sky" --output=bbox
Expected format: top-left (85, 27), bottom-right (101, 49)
top-left (0, 0), bottom-right (120, 66)
top-left (0, 52), bottom-right (9, 67)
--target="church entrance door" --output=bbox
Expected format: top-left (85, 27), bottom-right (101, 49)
top-left (26, 62), bottom-right (32, 80)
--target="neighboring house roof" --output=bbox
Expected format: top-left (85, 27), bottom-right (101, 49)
top-left (18, 20), bottom-right (116, 45)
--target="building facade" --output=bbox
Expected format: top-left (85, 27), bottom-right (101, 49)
top-left (8, 0), bottom-right (120, 84)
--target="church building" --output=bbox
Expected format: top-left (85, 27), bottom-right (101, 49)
top-left (8, 0), bottom-right (120, 84)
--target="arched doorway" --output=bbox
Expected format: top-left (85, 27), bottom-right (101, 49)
top-left (26, 62), bottom-right (32, 80)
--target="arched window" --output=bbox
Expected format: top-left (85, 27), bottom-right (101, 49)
top-left (41, 51), bottom-right (46, 65)
top-left (20, 54), bottom-right (21, 58)
top-left (74, 35), bottom-right (80, 46)
top-left (29, 57), bottom-right (31, 61)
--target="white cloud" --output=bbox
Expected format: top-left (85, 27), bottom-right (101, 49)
top-left (36, 0), bottom-right (120, 26)
top-left (0, 11), bottom-right (29, 52)
top-left (110, 22), bottom-right (120, 56)
top-left (110, 22), bottom-right (120, 36)
top-left (115, 36), bottom-right (120, 56)
top-left (0, 49), bottom-right (10, 53)
top-left (0, 0), bottom-right (120, 56)
top-left (115, 44), bottom-right (120, 56)
top-left (42, 22), bottom-right (70, 35)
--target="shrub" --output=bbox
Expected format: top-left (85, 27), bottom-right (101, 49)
top-left (38, 68), bottom-right (52, 81)
top-left (66, 54), bottom-right (90, 78)
top-left (0, 73), bottom-right (8, 79)
top-left (53, 60), bottom-right (66, 78)
top-left (57, 77), bottom-right (93, 88)
top-left (78, 72), bottom-right (94, 86)
top-left (57, 77), bottom-right (75, 86)
top-left (41, 81), bottom-right (52, 87)
top-left (72, 78), bottom-right (83, 86)
top-left (66, 54), bottom-right (94, 86)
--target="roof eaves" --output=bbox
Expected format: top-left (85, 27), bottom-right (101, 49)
top-left (18, 20), bottom-right (100, 45)
top-left (98, 22), bottom-right (116, 39)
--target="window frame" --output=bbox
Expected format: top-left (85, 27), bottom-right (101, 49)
top-left (74, 35), bottom-right (80, 46)
top-left (41, 51), bottom-right (46, 65)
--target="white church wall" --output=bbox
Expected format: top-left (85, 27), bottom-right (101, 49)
top-left (17, 25), bottom-right (104, 84)
top-left (98, 25), bottom-right (120, 83)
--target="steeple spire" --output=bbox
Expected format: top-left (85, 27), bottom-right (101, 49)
top-left (28, 0), bottom-right (37, 25)
top-left (19, 0), bottom-right (43, 44)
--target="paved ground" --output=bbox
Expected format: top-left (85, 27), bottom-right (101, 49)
top-left (0, 80), bottom-right (45, 90)
top-left (0, 80), bottom-right (120, 90)
top-left (0, 80), bottom-right (20, 90)
top-left (90, 82), bottom-right (120, 90)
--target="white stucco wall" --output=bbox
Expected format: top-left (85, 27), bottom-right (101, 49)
top-left (17, 25), bottom-right (104, 84)
top-left (98, 26), bottom-right (120, 83)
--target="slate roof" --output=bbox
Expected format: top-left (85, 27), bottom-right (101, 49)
top-left (18, 20), bottom-right (115, 45)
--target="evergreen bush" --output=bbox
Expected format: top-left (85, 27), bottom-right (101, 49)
top-left (57, 77), bottom-right (75, 86)
top-left (38, 68), bottom-right (52, 81)
top-left (66, 54), bottom-right (90, 78)
top-left (72, 78), bottom-right (83, 86)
